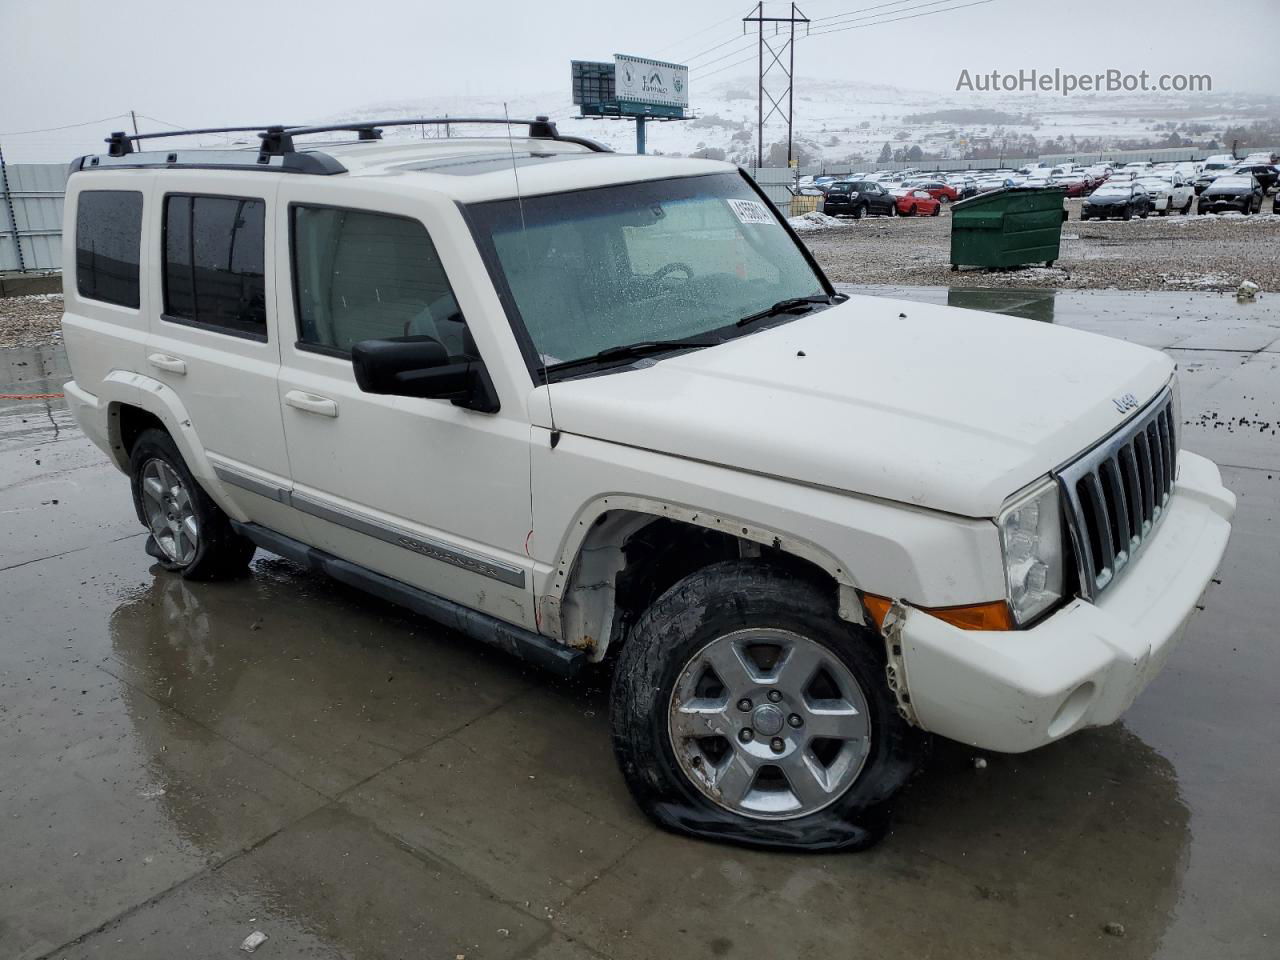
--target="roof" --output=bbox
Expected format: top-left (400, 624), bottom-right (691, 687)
top-left (318, 138), bottom-right (734, 201)
top-left (73, 135), bottom-right (734, 203)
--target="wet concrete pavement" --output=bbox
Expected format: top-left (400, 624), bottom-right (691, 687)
top-left (1, 289), bottom-right (1277, 959)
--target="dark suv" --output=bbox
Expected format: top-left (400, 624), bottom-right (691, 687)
top-left (820, 180), bottom-right (898, 218)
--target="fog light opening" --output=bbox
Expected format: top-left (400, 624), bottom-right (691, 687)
top-left (1048, 681), bottom-right (1097, 738)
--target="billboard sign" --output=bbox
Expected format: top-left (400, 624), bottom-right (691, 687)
top-left (614, 54), bottom-right (688, 109)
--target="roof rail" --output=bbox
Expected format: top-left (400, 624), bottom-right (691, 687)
top-left (79, 116), bottom-right (612, 178)
top-left (103, 116), bottom-right (610, 162)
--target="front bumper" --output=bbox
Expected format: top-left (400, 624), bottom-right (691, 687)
top-left (895, 450), bottom-right (1234, 753)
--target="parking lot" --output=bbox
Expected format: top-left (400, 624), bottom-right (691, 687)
top-left (2, 285), bottom-right (1277, 959)
top-left (800, 198), bottom-right (1280, 292)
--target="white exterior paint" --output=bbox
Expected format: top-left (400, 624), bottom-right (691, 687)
top-left (61, 136), bottom-right (1235, 754)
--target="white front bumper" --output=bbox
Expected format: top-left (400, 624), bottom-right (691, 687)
top-left (897, 451), bottom-right (1235, 753)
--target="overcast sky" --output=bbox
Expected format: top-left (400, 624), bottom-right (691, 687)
top-left (2, 0), bottom-right (1277, 161)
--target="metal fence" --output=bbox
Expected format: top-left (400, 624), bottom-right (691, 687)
top-left (0, 154), bottom-right (65, 273)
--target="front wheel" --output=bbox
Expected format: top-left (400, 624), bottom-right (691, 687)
top-left (129, 428), bottom-right (256, 580)
top-left (610, 561), bottom-right (924, 851)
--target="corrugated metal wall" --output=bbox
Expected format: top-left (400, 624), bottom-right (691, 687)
top-left (0, 162), bottom-right (66, 273)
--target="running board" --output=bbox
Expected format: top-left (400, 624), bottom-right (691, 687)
top-left (231, 521), bottom-right (584, 677)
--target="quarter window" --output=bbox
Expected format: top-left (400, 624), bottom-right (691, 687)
top-left (163, 195), bottom-right (267, 339)
top-left (75, 190), bottom-right (143, 308)
top-left (290, 206), bottom-right (467, 356)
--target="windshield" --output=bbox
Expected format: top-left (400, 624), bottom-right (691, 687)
top-left (467, 172), bottom-right (827, 374)
top-left (1094, 185), bottom-right (1131, 196)
top-left (1212, 176), bottom-right (1251, 188)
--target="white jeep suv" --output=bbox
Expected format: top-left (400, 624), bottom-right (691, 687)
top-left (61, 118), bottom-right (1235, 851)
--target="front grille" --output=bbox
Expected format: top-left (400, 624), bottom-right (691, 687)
top-left (1057, 387), bottom-right (1177, 601)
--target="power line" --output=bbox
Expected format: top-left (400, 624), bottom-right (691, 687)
top-left (0, 113), bottom-right (128, 137)
top-left (693, 0), bottom-right (996, 78)
top-left (806, 0), bottom-right (994, 36)
top-left (811, 0), bottom-right (927, 22)
top-left (655, 11), bottom-right (748, 58)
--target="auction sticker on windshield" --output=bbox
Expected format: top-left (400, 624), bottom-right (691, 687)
top-left (726, 198), bottom-right (774, 224)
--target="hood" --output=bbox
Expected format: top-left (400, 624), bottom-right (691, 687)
top-left (1204, 183), bottom-right (1250, 196)
top-left (542, 296), bottom-right (1173, 518)
top-left (1086, 192), bottom-right (1131, 204)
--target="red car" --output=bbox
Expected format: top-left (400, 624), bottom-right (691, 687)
top-left (905, 179), bottom-right (958, 202)
top-left (891, 188), bottom-right (941, 216)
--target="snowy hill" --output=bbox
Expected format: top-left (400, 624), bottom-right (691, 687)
top-left (329, 77), bottom-right (1277, 166)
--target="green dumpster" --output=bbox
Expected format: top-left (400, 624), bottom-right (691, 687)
top-left (949, 187), bottom-right (1068, 270)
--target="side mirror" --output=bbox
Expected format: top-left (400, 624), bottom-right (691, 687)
top-left (352, 336), bottom-right (499, 413)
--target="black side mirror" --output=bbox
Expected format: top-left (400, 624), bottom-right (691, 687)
top-left (352, 336), bottom-right (499, 413)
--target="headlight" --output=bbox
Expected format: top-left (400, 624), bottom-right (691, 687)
top-left (998, 477), bottom-right (1065, 625)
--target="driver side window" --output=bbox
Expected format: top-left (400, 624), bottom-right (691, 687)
top-left (290, 205), bottom-right (467, 357)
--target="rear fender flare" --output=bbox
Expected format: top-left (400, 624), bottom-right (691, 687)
top-left (100, 370), bottom-right (249, 523)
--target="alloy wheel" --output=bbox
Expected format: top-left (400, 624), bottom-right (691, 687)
top-left (140, 458), bottom-right (199, 565)
top-left (668, 628), bottom-right (871, 820)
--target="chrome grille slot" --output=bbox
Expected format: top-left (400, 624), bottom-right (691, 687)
top-left (1057, 387), bottom-right (1177, 601)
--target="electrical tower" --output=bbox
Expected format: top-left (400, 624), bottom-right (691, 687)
top-left (742, 2), bottom-right (809, 169)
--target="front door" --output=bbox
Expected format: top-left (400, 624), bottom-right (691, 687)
top-left (272, 181), bottom-right (537, 629)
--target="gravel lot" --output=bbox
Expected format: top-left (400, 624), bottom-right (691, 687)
top-left (800, 199), bottom-right (1280, 292)
top-left (0, 293), bottom-right (63, 348)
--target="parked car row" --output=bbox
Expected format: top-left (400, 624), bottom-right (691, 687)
top-left (802, 151), bottom-right (1279, 221)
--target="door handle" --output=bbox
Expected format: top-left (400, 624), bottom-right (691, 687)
top-left (284, 390), bottom-right (338, 418)
top-left (147, 353), bottom-right (187, 375)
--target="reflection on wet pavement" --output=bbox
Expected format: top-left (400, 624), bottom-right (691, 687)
top-left (2, 288), bottom-right (1278, 959)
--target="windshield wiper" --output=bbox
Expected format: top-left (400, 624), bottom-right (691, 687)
top-left (546, 337), bottom-right (724, 374)
top-left (735, 293), bottom-right (845, 328)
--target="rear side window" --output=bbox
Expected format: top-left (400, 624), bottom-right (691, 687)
top-left (76, 190), bottom-right (143, 308)
top-left (163, 194), bottom-right (267, 339)
top-left (290, 205), bottom-right (466, 357)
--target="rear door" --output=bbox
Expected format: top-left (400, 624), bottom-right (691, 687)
top-left (144, 172), bottom-right (303, 538)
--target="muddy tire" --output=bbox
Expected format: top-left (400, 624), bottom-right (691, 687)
top-left (128, 428), bottom-right (256, 580)
top-left (610, 560), bottom-right (925, 852)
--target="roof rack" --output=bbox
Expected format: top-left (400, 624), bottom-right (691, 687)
top-left (93, 116), bottom-right (611, 175)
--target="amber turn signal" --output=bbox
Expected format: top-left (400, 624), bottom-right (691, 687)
top-left (862, 594), bottom-right (1015, 632)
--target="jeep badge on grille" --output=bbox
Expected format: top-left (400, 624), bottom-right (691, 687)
top-left (1113, 393), bottom-right (1140, 414)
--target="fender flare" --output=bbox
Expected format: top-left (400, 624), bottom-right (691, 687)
top-left (99, 370), bottom-right (249, 523)
top-left (539, 493), bottom-right (867, 657)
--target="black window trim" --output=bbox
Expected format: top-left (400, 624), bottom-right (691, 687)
top-left (459, 168), bottom-right (836, 385)
top-left (160, 190), bottom-right (270, 343)
top-left (286, 200), bottom-right (470, 360)
top-left (75, 188), bottom-right (144, 309)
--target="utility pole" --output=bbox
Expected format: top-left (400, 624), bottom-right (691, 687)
top-left (742, 2), bottom-right (809, 170)
top-left (130, 110), bottom-right (139, 138)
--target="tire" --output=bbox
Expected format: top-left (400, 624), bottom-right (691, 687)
top-left (1181, 197), bottom-right (1192, 214)
top-left (851, 203), bottom-right (865, 220)
top-left (1158, 206), bottom-right (1168, 216)
top-left (889, 204), bottom-right (898, 217)
top-left (1139, 206), bottom-right (1149, 219)
top-left (1122, 206), bottom-right (1132, 221)
top-left (610, 560), bottom-right (925, 852)
top-left (1080, 213), bottom-right (1090, 221)
top-left (931, 204), bottom-right (941, 216)
top-left (128, 428), bottom-right (256, 580)
top-left (905, 205), bottom-right (916, 217)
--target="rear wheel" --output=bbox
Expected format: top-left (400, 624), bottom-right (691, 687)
top-left (128, 429), bottom-right (256, 580)
top-left (850, 203), bottom-right (865, 220)
top-left (1122, 206), bottom-right (1133, 221)
top-left (1181, 196), bottom-right (1192, 214)
top-left (610, 561), bottom-right (924, 851)
top-left (931, 204), bottom-right (941, 216)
